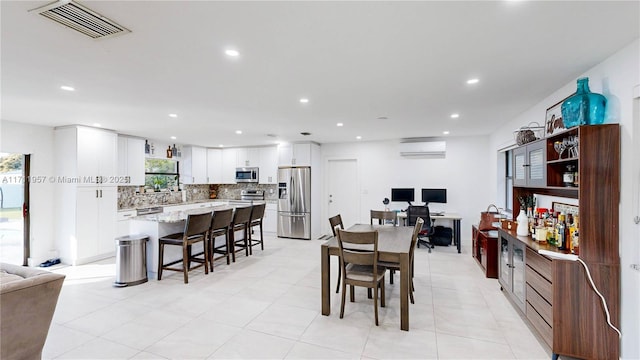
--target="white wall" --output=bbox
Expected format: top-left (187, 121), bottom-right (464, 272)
top-left (0, 120), bottom-right (56, 264)
top-left (489, 38), bottom-right (640, 359)
top-left (321, 136), bottom-right (492, 250)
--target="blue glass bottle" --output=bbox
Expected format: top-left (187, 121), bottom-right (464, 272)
top-left (561, 77), bottom-right (606, 128)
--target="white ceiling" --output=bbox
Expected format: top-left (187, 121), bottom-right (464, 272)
top-left (1, 1), bottom-right (638, 148)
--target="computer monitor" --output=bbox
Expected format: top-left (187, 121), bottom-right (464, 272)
top-left (391, 188), bottom-right (415, 205)
top-left (421, 188), bottom-right (447, 205)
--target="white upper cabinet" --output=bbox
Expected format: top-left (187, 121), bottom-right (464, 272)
top-left (117, 136), bottom-right (145, 186)
top-left (236, 148), bottom-right (260, 167)
top-left (221, 148), bottom-right (237, 184)
top-left (182, 146), bottom-right (208, 184)
top-left (58, 126), bottom-right (117, 186)
top-left (207, 148), bottom-right (223, 184)
top-left (278, 143), bottom-right (312, 166)
top-left (259, 146), bottom-right (278, 184)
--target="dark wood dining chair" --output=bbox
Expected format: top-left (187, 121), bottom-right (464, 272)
top-left (158, 211), bottom-right (212, 284)
top-left (336, 228), bottom-right (386, 326)
top-left (328, 214), bottom-right (344, 293)
top-left (248, 203), bottom-right (266, 255)
top-left (208, 208), bottom-right (234, 271)
top-left (370, 210), bottom-right (397, 226)
top-left (378, 217), bottom-right (423, 303)
top-left (229, 206), bottom-right (252, 261)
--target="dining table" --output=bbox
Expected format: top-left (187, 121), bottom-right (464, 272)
top-left (321, 224), bottom-right (414, 330)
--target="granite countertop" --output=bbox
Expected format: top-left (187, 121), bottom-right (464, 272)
top-left (120, 198), bottom-right (276, 212)
top-left (130, 203), bottom-right (259, 223)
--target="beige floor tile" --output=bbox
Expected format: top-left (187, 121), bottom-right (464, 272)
top-left (54, 337), bottom-right (139, 359)
top-left (436, 332), bottom-right (516, 359)
top-left (208, 329), bottom-right (295, 359)
top-left (246, 303), bottom-right (319, 340)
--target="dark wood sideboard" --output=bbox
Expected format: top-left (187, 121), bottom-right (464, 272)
top-left (471, 225), bottom-right (498, 278)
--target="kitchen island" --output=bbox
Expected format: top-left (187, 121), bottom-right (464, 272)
top-left (129, 203), bottom-right (245, 280)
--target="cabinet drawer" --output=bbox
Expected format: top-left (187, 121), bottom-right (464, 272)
top-left (526, 265), bottom-right (553, 304)
top-left (526, 247), bottom-right (552, 281)
top-left (526, 284), bottom-right (552, 326)
top-left (526, 302), bottom-right (553, 348)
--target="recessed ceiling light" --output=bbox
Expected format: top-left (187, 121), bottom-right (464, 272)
top-left (235, 130), bottom-right (242, 134)
top-left (168, 113), bottom-right (177, 118)
top-left (92, 123), bottom-right (101, 127)
top-left (225, 49), bottom-right (239, 57)
top-left (356, 136), bottom-right (362, 140)
top-left (170, 136), bottom-right (177, 140)
top-left (376, 116), bottom-right (388, 120)
top-left (466, 78), bottom-right (479, 85)
top-left (60, 85), bottom-right (75, 91)
top-left (299, 98), bottom-right (309, 104)
top-left (443, 131), bottom-right (450, 135)
top-left (219, 144), bottom-right (224, 148)
top-left (450, 113), bottom-right (460, 119)
top-left (337, 123), bottom-right (343, 127)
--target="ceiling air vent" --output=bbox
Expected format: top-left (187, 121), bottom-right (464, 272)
top-left (30, 0), bottom-right (130, 39)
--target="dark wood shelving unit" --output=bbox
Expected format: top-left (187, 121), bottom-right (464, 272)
top-left (509, 124), bottom-right (620, 360)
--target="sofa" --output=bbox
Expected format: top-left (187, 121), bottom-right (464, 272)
top-left (0, 263), bottom-right (65, 360)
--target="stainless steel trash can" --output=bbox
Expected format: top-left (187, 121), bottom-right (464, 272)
top-left (114, 235), bottom-right (149, 287)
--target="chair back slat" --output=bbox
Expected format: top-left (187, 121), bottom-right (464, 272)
top-left (211, 208), bottom-right (233, 231)
top-left (185, 212), bottom-right (213, 237)
top-left (410, 218), bottom-right (424, 258)
top-left (370, 210), bottom-right (397, 226)
top-left (336, 229), bottom-right (378, 267)
top-left (250, 203), bottom-right (266, 221)
top-left (328, 214), bottom-right (344, 236)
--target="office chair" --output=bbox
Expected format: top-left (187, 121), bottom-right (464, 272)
top-left (406, 205), bottom-right (434, 253)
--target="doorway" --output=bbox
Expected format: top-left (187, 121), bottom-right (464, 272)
top-left (0, 153), bottom-right (30, 265)
top-left (327, 159), bottom-right (359, 231)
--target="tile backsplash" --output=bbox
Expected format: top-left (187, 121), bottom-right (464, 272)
top-left (118, 183), bottom-right (277, 210)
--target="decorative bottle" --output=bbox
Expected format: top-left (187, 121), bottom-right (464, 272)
top-left (561, 77), bottom-right (606, 128)
top-left (516, 208), bottom-right (529, 236)
top-left (166, 146), bottom-right (173, 158)
top-left (144, 140), bottom-right (150, 154)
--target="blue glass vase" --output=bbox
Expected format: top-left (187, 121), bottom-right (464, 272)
top-left (561, 77), bottom-right (606, 128)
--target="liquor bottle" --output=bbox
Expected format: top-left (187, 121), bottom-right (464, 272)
top-left (171, 144), bottom-right (177, 157)
top-left (166, 146), bottom-right (173, 158)
top-left (144, 140), bottom-right (150, 154)
top-left (556, 213), bottom-right (566, 250)
top-left (571, 215), bottom-right (580, 255)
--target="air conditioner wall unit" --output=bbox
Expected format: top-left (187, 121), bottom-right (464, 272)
top-left (398, 141), bottom-right (446, 157)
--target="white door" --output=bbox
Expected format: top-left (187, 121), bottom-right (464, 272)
top-left (327, 159), bottom-right (359, 232)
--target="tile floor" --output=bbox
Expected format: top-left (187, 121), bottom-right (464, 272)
top-left (44, 235), bottom-right (549, 359)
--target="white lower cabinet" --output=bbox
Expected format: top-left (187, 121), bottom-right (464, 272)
top-left (263, 203), bottom-right (277, 234)
top-left (74, 187), bottom-right (117, 263)
top-left (117, 210), bottom-right (136, 237)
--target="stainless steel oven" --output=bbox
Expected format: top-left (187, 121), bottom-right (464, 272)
top-left (235, 167), bottom-right (259, 183)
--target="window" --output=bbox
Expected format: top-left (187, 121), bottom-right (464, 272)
top-left (145, 158), bottom-right (179, 191)
top-left (505, 150), bottom-right (513, 212)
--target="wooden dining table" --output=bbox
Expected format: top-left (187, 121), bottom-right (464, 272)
top-left (321, 224), bottom-right (414, 330)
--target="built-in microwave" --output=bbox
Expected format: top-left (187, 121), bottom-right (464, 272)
top-left (235, 167), bottom-right (259, 183)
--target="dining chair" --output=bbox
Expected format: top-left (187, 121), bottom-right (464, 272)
top-left (208, 208), bottom-right (234, 271)
top-left (378, 217), bottom-right (423, 303)
top-left (328, 214), bottom-right (344, 293)
top-left (158, 211), bottom-right (212, 284)
top-left (370, 210), bottom-right (397, 226)
top-left (248, 203), bottom-right (266, 255)
top-left (336, 228), bottom-right (386, 326)
top-left (229, 206), bottom-right (252, 261)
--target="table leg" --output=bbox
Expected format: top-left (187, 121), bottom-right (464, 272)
top-left (400, 252), bottom-right (410, 331)
top-left (321, 244), bottom-right (330, 316)
top-left (454, 219), bottom-right (461, 253)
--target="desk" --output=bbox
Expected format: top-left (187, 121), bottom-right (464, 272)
top-left (321, 224), bottom-right (414, 330)
top-left (396, 212), bottom-right (462, 253)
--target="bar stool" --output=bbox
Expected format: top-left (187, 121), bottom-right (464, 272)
top-left (229, 206), bottom-right (252, 261)
top-left (248, 203), bottom-right (266, 255)
top-left (158, 211), bottom-right (212, 284)
top-left (208, 208), bottom-right (234, 271)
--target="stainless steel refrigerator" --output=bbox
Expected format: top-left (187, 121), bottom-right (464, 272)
top-left (277, 167), bottom-right (311, 239)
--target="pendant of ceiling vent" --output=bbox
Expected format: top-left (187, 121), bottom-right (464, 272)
top-left (30, 0), bottom-right (130, 39)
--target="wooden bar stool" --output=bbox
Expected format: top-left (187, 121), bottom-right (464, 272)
top-left (208, 208), bottom-right (234, 271)
top-left (229, 206), bottom-right (252, 261)
top-left (158, 211), bottom-right (212, 284)
top-left (248, 203), bottom-right (266, 255)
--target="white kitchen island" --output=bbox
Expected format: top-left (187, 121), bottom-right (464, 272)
top-left (129, 203), bottom-right (239, 280)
